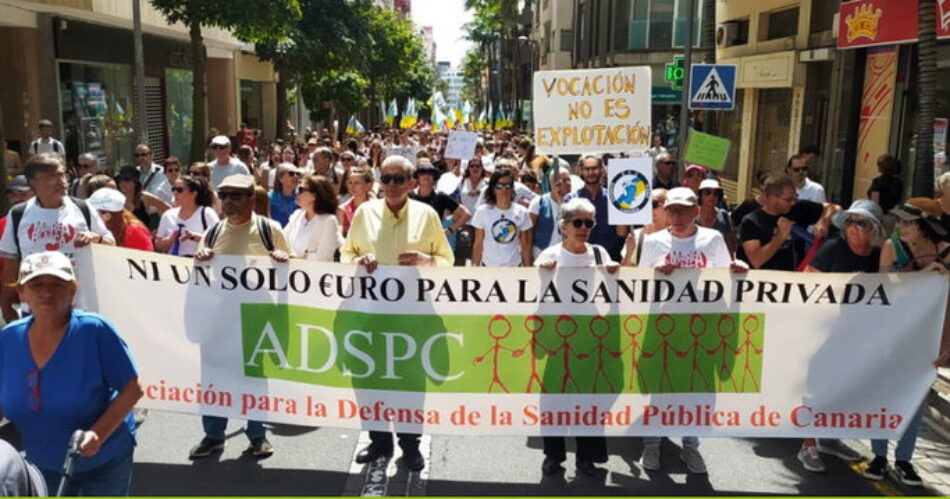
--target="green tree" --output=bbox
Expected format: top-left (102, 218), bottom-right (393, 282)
top-left (914, 0), bottom-right (936, 196)
top-left (150, 0), bottom-right (301, 161)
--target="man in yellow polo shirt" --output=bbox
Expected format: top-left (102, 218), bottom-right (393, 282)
top-left (340, 155), bottom-right (453, 471)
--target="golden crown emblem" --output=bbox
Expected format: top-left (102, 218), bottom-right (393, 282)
top-left (845, 3), bottom-right (884, 42)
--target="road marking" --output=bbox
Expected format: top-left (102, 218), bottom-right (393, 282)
top-left (345, 432), bottom-right (430, 497)
top-left (848, 460), bottom-right (902, 497)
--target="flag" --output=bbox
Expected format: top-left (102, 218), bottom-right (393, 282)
top-left (346, 115), bottom-right (365, 135)
top-left (487, 102), bottom-right (494, 131)
top-left (462, 101), bottom-right (473, 124)
top-left (476, 108), bottom-right (486, 130)
top-left (379, 100), bottom-right (387, 124)
top-left (386, 99), bottom-right (398, 127)
top-left (400, 98), bottom-right (417, 129)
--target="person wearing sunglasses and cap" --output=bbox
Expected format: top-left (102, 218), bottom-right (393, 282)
top-left (0, 251), bottom-right (142, 495)
top-left (635, 187), bottom-right (747, 476)
top-left (340, 155), bottom-right (453, 472)
top-left (804, 200), bottom-right (883, 274)
top-left (208, 135), bottom-right (250, 189)
top-left (696, 179), bottom-right (736, 256)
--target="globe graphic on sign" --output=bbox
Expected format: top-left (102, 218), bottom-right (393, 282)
top-left (610, 173), bottom-right (649, 212)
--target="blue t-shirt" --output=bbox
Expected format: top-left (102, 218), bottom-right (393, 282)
top-left (0, 310), bottom-right (138, 472)
top-left (269, 191), bottom-right (298, 227)
top-left (564, 187), bottom-right (624, 260)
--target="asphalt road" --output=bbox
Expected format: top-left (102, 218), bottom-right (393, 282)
top-left (99, 409), bottom-right (943, 496)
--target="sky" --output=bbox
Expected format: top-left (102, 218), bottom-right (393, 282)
top-left (410, 0), bottom-right (473, 68)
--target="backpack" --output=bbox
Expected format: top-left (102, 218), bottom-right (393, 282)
top-left (10, 197), bottom-right (92, 258)
top-left (203, 214), bottom-right (275, 252)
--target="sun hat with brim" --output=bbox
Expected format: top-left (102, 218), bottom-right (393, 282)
top-left (891, 200), bottom-right (948, 238)
top-left (698, 179), bottom-right (722, 191)
top-left (18, 251), bottom-right (75, 285)
top-left (87, 187), bottom-right (126, 213)
top-left (832, 199), bottom-right (884, 236)
top-left (664, 187), bottom-right (698, 207)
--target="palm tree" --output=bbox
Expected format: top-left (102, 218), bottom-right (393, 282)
top-left (913, 0), bottom-right (936, 196)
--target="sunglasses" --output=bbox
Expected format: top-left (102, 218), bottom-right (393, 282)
top-left (283, 171), bottom-right (301, 177)
top-left (134, 152), bottom-right (151, 158)
top-left (652, 201), bottom-right (663, 209)
top-left (845, 218), bottom-right (873, 230)
top-left (570, 219), bottom-right (595, 229)
top-left (27, 369), bottom-right (40, 411)
top-left (342, 157), bottom-right (355, 162)
top-left (78, 162), bottom-right (96, 168)
top-left (218, 191), bottom-right (251, 200)
top-left (171, 186), bottom-right (188, 193)
top-left (790, 167), bottom-right (809, 173)
top-left (658, 160), bottom-right (676, 165)
top-left (296, 186), bottom-right (310, 195)
top-left (165, 168), bottom-right (181, 174)
top-left (210, 144), bottom-right (228, 150)
top-left (494, 182), bottom-right (514, 190)
top-left (380, 174), bottom-right (408, 185)
top-left (699, 189), bottom-right (721, 197)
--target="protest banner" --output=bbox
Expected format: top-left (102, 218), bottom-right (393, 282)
top-left (533, 67), bottom-right (652, 154)
top-left (385, 146), bottom-right (420, 160)
top-left (75, 246), bottom-right (946, 438)
top-left (684, 130), bottom-right (731, 171)
top-left (444, 131), bottom-right (479, 160)
top-left (606, 157), bottom-right (653, 226)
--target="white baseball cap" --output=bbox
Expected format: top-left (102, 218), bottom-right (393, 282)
top-left (18, 251), bottom-right (75, 285)
top-left (210, 135), bottom-right (231, 147)
top-left (87, 187), bottom-right (126, 213)
top-left (698, 179), bottom-right (722, 191)
top-left (664, 187), bottom-right (698, 207)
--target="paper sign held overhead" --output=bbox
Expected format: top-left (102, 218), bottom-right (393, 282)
top-left (444, 131), bottom-right (479, 160)
top-left (684, 130), bottom-right (731, 171)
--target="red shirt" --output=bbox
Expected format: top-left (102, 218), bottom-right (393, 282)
top-left (122, 223), bottom-right (154, 251)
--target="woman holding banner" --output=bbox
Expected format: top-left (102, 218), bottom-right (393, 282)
top-left (534, 197), bottom-right (618, 476)
top-left (471, 167), bottom-right (533, 267)
top-left (0, 251), bottom-right (142, 495)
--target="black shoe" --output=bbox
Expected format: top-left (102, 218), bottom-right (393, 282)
top-left (541, 456), bottom-right (565, 475)
top-left (355, 443), bottom-right (392, 464)
top-left (402, 448), bottom-right (425, 472)
top-left (575, 458), bottom-right (599, 477)
top-left (188, 437), bottom-right (224, 459)
top-left (248, 437), bottom-right (274, 458)
top-left (864, 456), bottom-right (887, 481)
top-left (891, 460), bottom-right (922, 487)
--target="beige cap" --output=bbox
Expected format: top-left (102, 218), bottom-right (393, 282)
top-left (218, 174), bottom-right (256, 190)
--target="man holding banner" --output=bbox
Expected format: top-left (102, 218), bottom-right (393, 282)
top-left (340, 155), bottom-right (454, 471)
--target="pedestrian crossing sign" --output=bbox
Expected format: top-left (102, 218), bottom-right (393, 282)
top-left (689, 64), bottom-right (737, 110)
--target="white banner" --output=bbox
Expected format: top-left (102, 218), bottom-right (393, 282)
top-left (533, 67), bottom-right (652, 155)
top-left (75, 246), bottom-right (946, 438)
top-left (444, 131), bottom-right (479, 160)
top-left (606, 157), bottom-right (654, 226)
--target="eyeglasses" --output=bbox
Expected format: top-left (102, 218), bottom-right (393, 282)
top-left (210, 144), bottom-right (228, 150)
top-left (171, 186), bottom-right (187, 193)
top-left (27, 369), bottom-right (40, 411)
top-left (845, 218), bottom-right (873, 230)
top-left (699, 189), bottom-right (720, 197)
top-left (380, 174), bottom-right (408, 185)
top-left (494, 182), bottom-right (514, 190)
top-left (283, 171), bottom-right (301, 177)
top-left (658, 160), bottom-right (676, 165)
top-left (570, 218), bottom-right (595, 229)
top-left (296, 186), bottom-right (310, 195)
top-left (78, 162), bottom-right (96, 169)
top-left (342, 157), bottom-right (355, 162)
top-left (218, 191), bottom-right (251, 200)
top-left (790, 167), bottom-right (809, 173)
top-left (469, 164), bottom-right (482, 169)
top-left (134, 152), bottom-right (151, 158)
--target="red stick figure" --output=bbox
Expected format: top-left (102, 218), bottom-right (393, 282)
top-left (707, 314), bottom-right (739, 392)
top-left (578, 315), bottom-right (616, 393)
top-left (611, 314), bottom-right (653, 392)
top-left (734, 315), bottom-right (763, 392)
top-left (512, 315), bottom-right (552, 393)
top-left (674, 314), bottom-right (714, 391)
top-left (548, 315), bottom-right (585, 393)
top-left (643, 314), bottom-right (677, 392)
top-left (474, 314), bottom-right (515, 393)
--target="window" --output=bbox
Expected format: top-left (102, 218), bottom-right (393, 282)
top-left (672, 0), bottom-right (701, 47)
top-left (628, 0), bottom-right (649, 49)
top-left (766, 7), bottom-right (799, 40)
top-left (649, 0), bottom-right (674, 48)
top-left (578, 2), bottom-right (588, 60)
top-left (560, 30), bottom-right (573, 52)
top-left (809, 0), bottom-right (836, 33)
top-left (621, 0), bottom-right (701, 51)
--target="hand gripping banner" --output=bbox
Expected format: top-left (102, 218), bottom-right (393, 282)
top-left (75, 246), bottom-right (947, 437)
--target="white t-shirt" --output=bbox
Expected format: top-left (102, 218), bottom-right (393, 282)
top-left (527, 194), bottom-right (562, 257)
top-left (471, 203), bottom-right (533, 267)
top-left (29, 137), bottom-right (65, 156)
top-left (210, 157), bottom-right (250, 188)
top-left (535, 242), bottom-right (610, 268)
top-left (282, 210), bottom-right (342, 262)
top-left (0, 197), bottom-right (113, 261)
top-left (459, 177), bottom-right (487, 214)
top-left (797, 178), bottom-right (826, 204)
top-left (638, 226), bottom-right (732, 269)
top-left (156, 206), bottom-right (220, 257)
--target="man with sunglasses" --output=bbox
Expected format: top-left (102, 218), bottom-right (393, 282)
top-left (652, 152), bottom-right (678, 191)
top-left (340, 155), bottom-right (453, 471)
top-left (134, 144), bottom-right (172, 204)
top-left (786, 154), bottom-right (825, 204)
top-left (208, 135), bottom-right (250, 189)
top-left (69, 153), bottom-right (100, 197)
top-left (190, 174), bottom-right (288, 460)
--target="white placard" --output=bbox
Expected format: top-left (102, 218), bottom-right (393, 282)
top-left (605, 157), bottom-right (654, 226)
top-left (444, 131), bottom-right (479, 160)
top-left (385, 146), bottom-right (420, 160)
top-left (533, 67), bottom-right (653, 154)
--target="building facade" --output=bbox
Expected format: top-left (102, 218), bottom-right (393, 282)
top-left (532, 0), bottom-right (574, 71)
top-left (0, 0), bottom-right (278, 171)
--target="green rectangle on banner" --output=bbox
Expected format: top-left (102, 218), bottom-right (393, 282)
top-left (684, 130), bottom-right (731, 171)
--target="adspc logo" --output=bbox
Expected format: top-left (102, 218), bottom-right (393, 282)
top-left (491, 217), bottom-right (518, 244)
top-left (608, 169), bottom-right (650, 214)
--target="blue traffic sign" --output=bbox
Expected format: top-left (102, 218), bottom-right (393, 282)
top-left (689, 64), bottom-right (737, 111)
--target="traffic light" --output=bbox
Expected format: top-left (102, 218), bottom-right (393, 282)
top-left (665, 56), bottom-right (685, 91)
